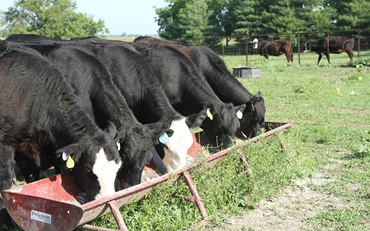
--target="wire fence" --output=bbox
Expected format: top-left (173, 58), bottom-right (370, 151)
top-left (182, 29), bottom-right (370, 65)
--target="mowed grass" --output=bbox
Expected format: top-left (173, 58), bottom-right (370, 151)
top-left (81, 51), bottom-right (370, 230)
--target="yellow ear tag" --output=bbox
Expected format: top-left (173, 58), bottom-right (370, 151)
top-left (207, 108), bottom-right (213, 120)
top-left (66, 155), bottom-right (75, 169)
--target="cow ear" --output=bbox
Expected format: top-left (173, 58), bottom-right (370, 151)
top-left (186, 109), bottom-right (207, 128)
top-left (204, 104), bottom-right (216, 120)
top-left (235, 104), bottom-right (246, 119)
top-left (104, 121), bottom-right (118, 139)
top-left (235, 104), bottom-right (246, 113)
top-left (55, 143), bottom-right (83, 167)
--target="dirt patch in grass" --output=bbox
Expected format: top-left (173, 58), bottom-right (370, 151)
top-left (204, 172), bottom-right (350, 231)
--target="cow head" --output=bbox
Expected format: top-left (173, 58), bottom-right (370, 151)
top-left (115, 123), bottom-right (173, 190)
top-left (238, 92), bottom-right (266, 138)
top-left (201, 103), bottom-right (246, 150)
top-left (56, 122), bottom-right (122, 200)
top-left (252, 38), bottom-right (259, 49)
top-left (304, 42), bottom-right (311, 53)
top-left (154, 109), bottom-right (207, 172)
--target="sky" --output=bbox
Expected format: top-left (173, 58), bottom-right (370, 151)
top-left (0, 0), bottom-right (169, 35)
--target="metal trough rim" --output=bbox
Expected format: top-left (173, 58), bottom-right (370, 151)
top-left (80, 122), bottom-right (293, 209)
top-left (79, 122), bottom-right (293, 230)
top-left (1, 121), bottom-right (293, 231)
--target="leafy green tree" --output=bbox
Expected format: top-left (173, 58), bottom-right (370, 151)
top-left (1, 0), bottom-right (108, 39)
top-left (205, 0), bottom-right (227, 36)
top-left (156, 0), bottom-right (186, 40)
top-left (227, 0), bottom-right (258, 35)
top-left (264, 1), bottom-right (304, 35)
top-left (179, 0), bottom-right (211, 40)
top-left (294, 0), bottom-right (336, 33)
top-left (156, 0), bottom-right (211, 43)
top-left (335, 0), bottom-right (370, 30)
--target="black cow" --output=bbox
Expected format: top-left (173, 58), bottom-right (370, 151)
top-left (130, 42), bottom-right (246, 150)
top-left (304, 36), bottom-right (355, 64)
top-left (89, 44), bottom-right (207, 172)
top-left (44, 46), bottom-right (173, 189)
top-left (252, 38), bottom-right (294, 63)
top-left (66, 37), bottom-right (207, 172)
top-left (4, 34), bottom-right (207, 173)
top-left (134, 36), bottom-right (265, 138)
top-left (0, 47), bottom-right (122, 202)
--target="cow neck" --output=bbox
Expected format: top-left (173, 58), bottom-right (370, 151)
top-left (91, 74), bottom-right (138, 129)
top-left (41, 70), bottom-right (101, 147)
top-left (144, 85), bottom-right (182, 122)
top-left (194, 47), bottom-right (253, 105)
top-left (99, 45), bottom-right (182, 124)
top-left (204, 68), bottom-right (253, 104)
top-left (183, 71), bottom-right (224, 108)
top-left (2, 47), bottom-right (102, 150)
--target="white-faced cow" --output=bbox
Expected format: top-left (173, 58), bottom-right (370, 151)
top-left (130, 42), bottom-right (246, 150)
top-left (89, 44), bottom-right (207, 172)
top-left (0, 47), bottom-right (122, 202)
top-left (304, 36), bottom-right (354, 64)
top-left (43, 46), bottom-right (173, 189)
top-left (134, 36), bottom-right (266, 138)
top-left (66, 37), bottom-right (208, 172)
top-left (253, 38), bottom-right (293, 63)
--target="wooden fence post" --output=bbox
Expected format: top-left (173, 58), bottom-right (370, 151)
top-left (297, 33), bottom-right (301, 65)
top-left (245, 36), bottom-right (249, 66)
top-left (358, 30), bottom-right (361, 58)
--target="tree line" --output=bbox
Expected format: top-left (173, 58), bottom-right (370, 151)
top-left (1, 0), bottom-right (369, 43)
top-left (155, 0), bottom-right (370, 45)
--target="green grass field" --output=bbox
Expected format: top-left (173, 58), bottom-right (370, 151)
top-left (77, 50), bottom-right (370, 230)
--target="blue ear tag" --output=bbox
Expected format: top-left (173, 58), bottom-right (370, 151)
top-left (159, 133), bottom-right (169, 144)
top-left (237, 110), bottom-right (243, 119)
top-left (62, 152), bottom-right (69, 161)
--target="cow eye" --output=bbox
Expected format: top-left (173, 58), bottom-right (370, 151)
top-left (85, 166), bottom-right (92, 173)
top-left (217, 123), bottom-right (223, 130)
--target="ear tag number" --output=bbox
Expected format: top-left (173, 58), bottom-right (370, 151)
top-left (159, 133), bottom-right (169, 144)
top-left (237, 110), bottom-right (243, 119)
top-left (207, 108), bottom-right (213, 120)
top-left (62, 152), bottom-right (69, 161)
top-left (66, 156), bottom-right (75, 169)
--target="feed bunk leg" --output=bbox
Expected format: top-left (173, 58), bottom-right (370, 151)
top-left (238, 150), bottom-right (252, 174)
top-left (81, 201), bottom-right (128, 231)
top-left (108, 200), bottom-right (128, 231)
top-left (182, 171), bottom-right (208, 224)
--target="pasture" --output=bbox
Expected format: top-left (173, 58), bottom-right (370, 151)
top-left (78, 51), bottom-right (370, 230)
